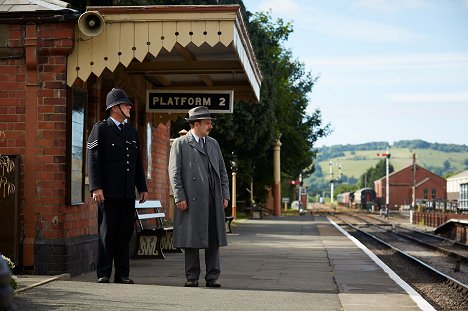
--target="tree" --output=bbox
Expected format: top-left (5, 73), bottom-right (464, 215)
top-left (443, 160), bottom-right (451, 170)
top-left (358, 159), bottom-right (394, 188)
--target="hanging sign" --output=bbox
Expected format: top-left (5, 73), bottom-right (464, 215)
top-left (146, 89), bottom-right (233, 113)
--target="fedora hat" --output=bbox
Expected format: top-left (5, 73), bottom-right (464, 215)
top-left (105, 88), bottom-right (133, 110)
top-left (185, 106), bottom-right (216, 122)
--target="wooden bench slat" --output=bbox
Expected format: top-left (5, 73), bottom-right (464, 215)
top-left (135, 200), bottom-right (162, 209)
top-left (138, 213), bottom-right (165, 220)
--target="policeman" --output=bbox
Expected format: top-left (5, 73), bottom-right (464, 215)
top-left (87, 88), bottom-right (148, 284)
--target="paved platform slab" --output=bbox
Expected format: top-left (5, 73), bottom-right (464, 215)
top-left (13, 215), bottom-right (428, 310)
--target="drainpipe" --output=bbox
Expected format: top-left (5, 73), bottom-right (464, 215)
top-left (23, 23), bottom-right (39, 270)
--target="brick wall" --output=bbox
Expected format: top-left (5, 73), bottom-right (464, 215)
top-left (1, 20), bottom-right (174, 275)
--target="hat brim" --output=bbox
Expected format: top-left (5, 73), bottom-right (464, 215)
top-left (185, 116), bottom-right (216, 122)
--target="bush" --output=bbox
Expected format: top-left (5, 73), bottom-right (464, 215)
top-left (1, 255), bottom-right (17, 290)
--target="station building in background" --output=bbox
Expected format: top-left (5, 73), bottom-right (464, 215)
top-left (0, 1), bottom-right (261, 276)
top-left (374, 164), bottom-right (447, 209)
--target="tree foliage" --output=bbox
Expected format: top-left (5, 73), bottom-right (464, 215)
top-left (358, 159), bottom-right (394, 188)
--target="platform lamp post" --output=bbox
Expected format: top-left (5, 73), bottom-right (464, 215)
top-left (229, 152), bottom-right (238, 219)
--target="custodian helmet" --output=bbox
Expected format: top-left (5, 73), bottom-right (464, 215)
top-left (105, 88), bottom-right (132, 110)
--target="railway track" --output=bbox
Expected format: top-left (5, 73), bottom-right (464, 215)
top-left (331, 213), bottom-right (467, 311)
top-left (352, 213), bottom-right (468, 264)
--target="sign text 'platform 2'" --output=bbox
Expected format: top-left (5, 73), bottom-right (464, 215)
top-left (147, 90), bottom-right (233, 114)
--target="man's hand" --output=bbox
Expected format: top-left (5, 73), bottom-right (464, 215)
top-left (223, 199), bottom-right (229, 209)
top-left (176, 200), bottom-right (188, 211)
top-left (139, 191), bottom-right (148, 203)
top-left (92, 189), bottom-right (104, 203)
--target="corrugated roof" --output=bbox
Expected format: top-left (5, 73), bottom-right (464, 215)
top-left (447, 169), bottom-right (468, 180)
top-left (0, 0), bottom-right (70, 13)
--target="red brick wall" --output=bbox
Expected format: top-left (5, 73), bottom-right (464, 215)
top-left (0, 22), bottom-right (76, 243)
top-left (144, 118), bottom-right (172, 218)
top-left (375, 165), bottom-right (447, 208)
top-left (1, 20), bottom-right (175, 272)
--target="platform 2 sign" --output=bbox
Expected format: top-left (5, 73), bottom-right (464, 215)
top-left (146, 90), bottom-right (233, 113)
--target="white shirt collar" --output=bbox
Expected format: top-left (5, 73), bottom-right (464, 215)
top-left (110, 117), bottom-right (126, 127)
top-left (191, 130), bottom-right (204, 143)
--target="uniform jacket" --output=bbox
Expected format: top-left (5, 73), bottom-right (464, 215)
top-left (87, 118), bottom-right (147, 199)
top-left (168, 131), bottom-right (230, 248)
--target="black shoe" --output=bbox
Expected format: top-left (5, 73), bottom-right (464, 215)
top-left (206, 279), bottom-right (221, 288)
top-left (114, 277), bottom-right (134, 284)
top-left (97, 277), bottom-right (110, 283)
top-left (184, 280), bottom-right (199, 287)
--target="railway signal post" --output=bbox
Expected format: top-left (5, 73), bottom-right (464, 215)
top-left (329, 161), bottom-right (342, 205)
top-left (377, 147), bottom-right (391, 218)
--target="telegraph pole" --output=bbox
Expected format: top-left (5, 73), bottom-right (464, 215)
top-left (329, 161), bottom-right (341, 205)
top-left (329, 161), bottom-right (334, 204)
top-left (386, 146), bottom-right (390, 215)
top-left (412, 152), bottom-right (416, 207)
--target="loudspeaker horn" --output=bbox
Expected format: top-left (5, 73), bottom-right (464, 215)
top-left (78, 11), bottom-right (105, 37)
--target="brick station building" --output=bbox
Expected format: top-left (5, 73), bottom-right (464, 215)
top-left (374, 164), bottom-right (447, 209)
top-left (0, 1), bottom-right (261, 275)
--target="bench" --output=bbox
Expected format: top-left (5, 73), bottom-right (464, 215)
top-left (133, 200), bottom-right (180, 259)
top-left (225, 216), bottom-right (234, 233)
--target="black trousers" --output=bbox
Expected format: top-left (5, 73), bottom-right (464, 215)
top-left (97, 198), bottom-right (135, 279)
top-left (184, 190), bottom-right (220, 281)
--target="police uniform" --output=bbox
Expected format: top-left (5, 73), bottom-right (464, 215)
top-left (87, 89), bottom-right (147, 283)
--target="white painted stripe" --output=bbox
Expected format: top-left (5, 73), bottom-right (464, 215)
top-left (329, 218), bottom-right (437, 311)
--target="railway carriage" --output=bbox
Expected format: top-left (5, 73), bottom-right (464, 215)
top-left (353, 188), bottom-right (376, 210)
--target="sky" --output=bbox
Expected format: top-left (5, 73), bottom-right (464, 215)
top-left (242, 0), bottom-right (468, 147)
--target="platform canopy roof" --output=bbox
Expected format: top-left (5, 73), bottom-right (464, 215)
top-left (67, 5), bottom-right (262, 103)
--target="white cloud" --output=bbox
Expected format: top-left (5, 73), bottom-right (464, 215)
top-left (251, 0), bottom-right (428, 44)
top-left (254, 0), bottom-right (302, 17)
top-left (308, 15), bottom-right (426, 44)
top-left (303, 52), bottom-right (468, 71)
top-left (388, 92), bottom-right (468, 103)
top-left (354, 0), bottom-right (428, 14)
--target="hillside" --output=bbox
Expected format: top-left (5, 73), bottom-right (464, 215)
top-left (305, 140), bottom-right (468, 197)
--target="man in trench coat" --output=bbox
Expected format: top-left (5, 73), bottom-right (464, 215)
top-left (168, 106), bottom-right (230, 288)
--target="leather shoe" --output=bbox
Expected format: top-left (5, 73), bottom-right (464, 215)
top-left (114, 277), bottom-right (134, 284)
top-left (206, 279), bottom-right (221, 288)
top-left (184, 280), bottom-right (198, 287)
top-left (97, 277), bottom-right (110, 283)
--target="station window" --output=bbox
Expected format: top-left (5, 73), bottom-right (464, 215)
top-left (66, 86), bottom-right (87, 205)
top-left (423, 189), bottom-right (428, 200)
top-left (431, 189), bottom-right (437, 199)
top-left (460, 184), bottom-right (468, 208)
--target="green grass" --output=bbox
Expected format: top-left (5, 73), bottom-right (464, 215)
top-left (318, 147), bottom-right (468, 179)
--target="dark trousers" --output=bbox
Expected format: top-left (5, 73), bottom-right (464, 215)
top-left (184, 190), bottom-right (220, 281)
top-left (97, 198), bottom-right (135, 279)
top-left (184, 247), bottom-right (220, 282)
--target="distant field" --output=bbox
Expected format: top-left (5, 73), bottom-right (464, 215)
top-left (318, 147), bottom-right (468, 179)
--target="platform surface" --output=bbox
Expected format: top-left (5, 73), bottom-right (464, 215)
top-left (13, 215), bottom-right (430, 310)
